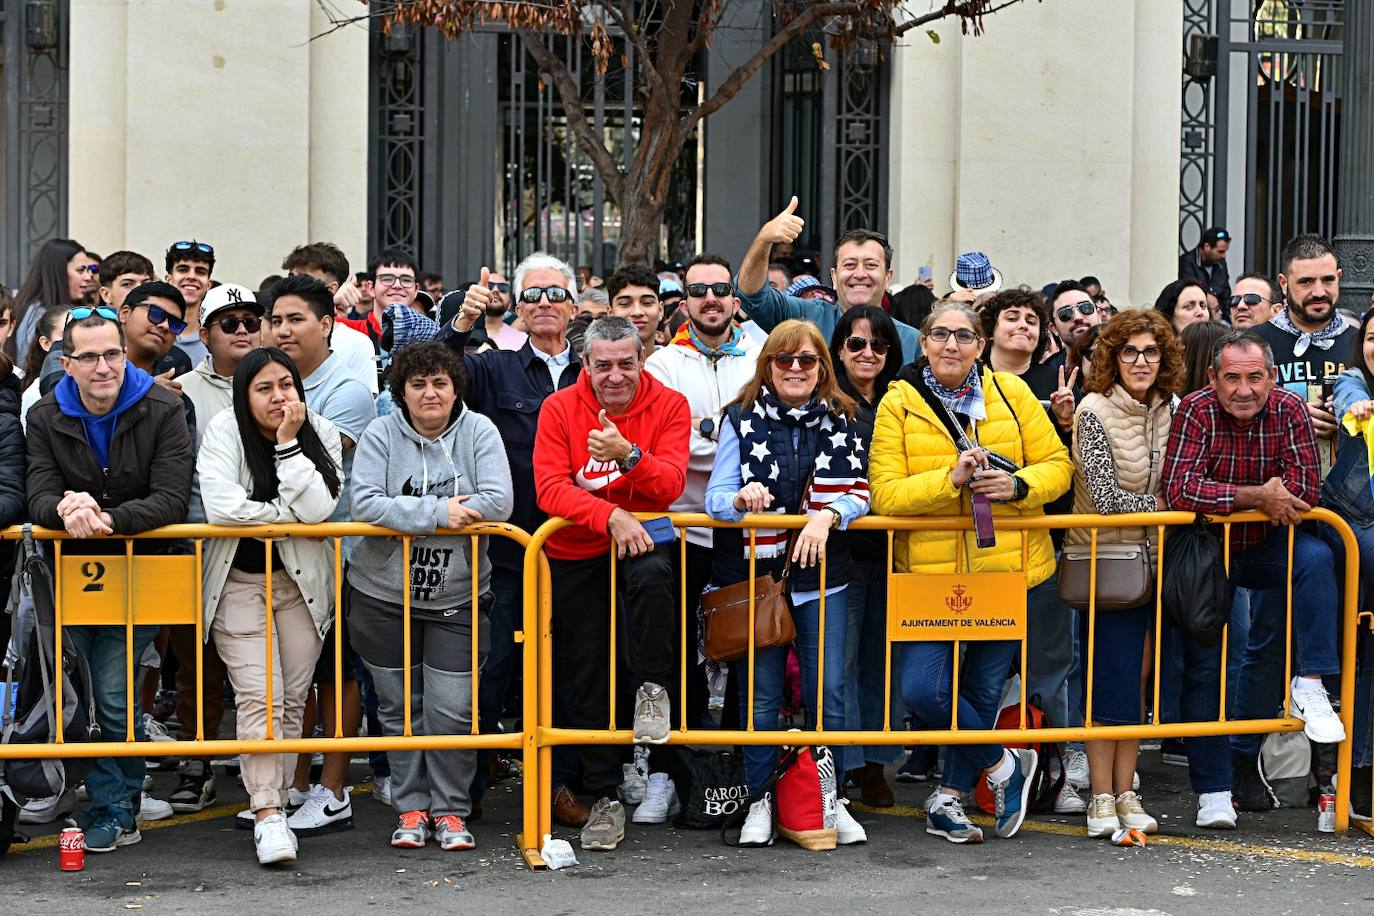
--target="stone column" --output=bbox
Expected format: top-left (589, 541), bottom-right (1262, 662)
top-left (1334, 1), bottom-right (1374, 308)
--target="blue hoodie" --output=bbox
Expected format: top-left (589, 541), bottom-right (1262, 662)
top-left (55, 365), bottom-right (155, 469)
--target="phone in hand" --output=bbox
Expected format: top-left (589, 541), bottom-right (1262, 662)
top-left (642, 516), bottom-right (677, 548)
top-left (918, 264), bottom-right (933, 283)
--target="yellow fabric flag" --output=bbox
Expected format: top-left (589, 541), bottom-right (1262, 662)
top-left (1340, 412), bottom-right (1374, 474)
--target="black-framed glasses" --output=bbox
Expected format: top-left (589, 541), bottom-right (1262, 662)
top-left (488, 282), bottom-right (511, 293)
top-left (685, 282), bottom-right (733, 298)
top-left (843, 335), bottom-right (890, 356)
top-left (926, 327), bottom-right (980, 345)
top-left (1229, 293), bottom-right (1271, 307)
top-left (1055, 301), bottom-right (1096, 323)
top-left (67, 305), bottom-right (119, 323)
top-left (171, 240), bottom-right (214, 255)
top-left (215, 315), bottom-right (262, 334)
top-left (375, 273), bottom-right (417, 289)
top-left (772, 353), bottom-right (820, 370)
top-left (139, 303), bottom-right (188, 335)
top-left (1119, 345), bottom-right (1162, 364)
top-left (518, 286), bottom-right (572, 304)
top-left (68, 347), bottom-right (127, 369)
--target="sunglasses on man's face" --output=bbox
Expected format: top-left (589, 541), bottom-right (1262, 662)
top-left (1055, 301), bottom-right (1096, 323)
top-left (518, 286), bottom-right (572, 304)
top-left (843, 335), bottom-right (889, 356)
top-left (488, 282), bottom-right (511, 293)
top-left (82, 264), bottom-right (100, 274)
top-left (1230, 293), bottom-right (1270, 308)
top-left (685, 282), bottom-right (733, 298)
top-left (216, 315), bottom-right (262, 335)
top-left (772, 353), bottom-right (819, 370)
top-left (139, 303), bottom-right (188, 335)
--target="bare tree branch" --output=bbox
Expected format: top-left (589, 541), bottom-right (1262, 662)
top-left (600, 0), bottom-right (670, 101)
top-left (893, 0), bottom-right (1031, 36)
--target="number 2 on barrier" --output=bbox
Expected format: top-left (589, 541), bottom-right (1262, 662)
top-left (60, 555), bottom-right (199, 626)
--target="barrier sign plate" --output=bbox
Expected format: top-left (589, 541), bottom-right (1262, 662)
top-left (888, 572), bottom-right (1027, 641)
top-left (59, 555), bottom-right (198, 626)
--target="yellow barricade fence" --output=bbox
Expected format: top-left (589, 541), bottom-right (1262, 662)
top-left (525, 508), bottom-right (1368, 848)
top-left (0, 522), bottom-right (552, 870)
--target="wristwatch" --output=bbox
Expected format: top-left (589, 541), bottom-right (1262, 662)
top-left (618, 445), bottom-right (642, 472)
top-left (823, 506), bottom-right (843, 529)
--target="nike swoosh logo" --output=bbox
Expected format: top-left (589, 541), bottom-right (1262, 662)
top-left (324, 801), bottom-right (350, 817)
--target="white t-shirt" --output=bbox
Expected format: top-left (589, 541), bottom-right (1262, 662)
top-left (331, 322), bottom-right (380, 394)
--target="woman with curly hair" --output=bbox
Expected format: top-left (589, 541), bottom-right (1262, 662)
top-left (1065, 308), bottom-right (1183, 840)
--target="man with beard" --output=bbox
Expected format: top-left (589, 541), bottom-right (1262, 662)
top-left (1043, 280), bottom-right (1103, 370)
top-left (1251, 235), bottom-right (1354, 450)
top-left (644, 253), bottom-right (761, 730)
top-left (480, 269), bottom-right (527, 350)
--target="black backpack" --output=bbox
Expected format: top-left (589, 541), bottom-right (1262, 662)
top-left (1, 527), bottom-right (100, 856)
top-left (1161, 515), bottom-right (1231, 647)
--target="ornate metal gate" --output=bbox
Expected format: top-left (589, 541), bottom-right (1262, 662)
top-left (2, 0), bottom-right (69, 285)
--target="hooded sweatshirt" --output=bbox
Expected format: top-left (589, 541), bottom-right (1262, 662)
top-left (180, 357), bottom-right (234, 449)
top-left (533, 368), bottom-right (690, 560)
top-left (55, 365), bottom-right (155, 468)
top-left (347, 405), bottom-right (514, 612)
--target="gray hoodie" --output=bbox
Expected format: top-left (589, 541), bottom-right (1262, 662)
top-left (346, 406), bottom-right (514, 613)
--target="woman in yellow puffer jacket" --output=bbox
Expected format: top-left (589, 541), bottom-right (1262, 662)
top-left (870, 301), bottom-right (1072, 846)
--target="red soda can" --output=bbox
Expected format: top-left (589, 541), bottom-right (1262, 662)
top-left (59, 826), bottom-right (85, 871)
top-left (1317, 793), bottom-right (1336, 833)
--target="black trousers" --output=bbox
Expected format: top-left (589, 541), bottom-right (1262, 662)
top-left (551, 543), bottom-right (685, 798)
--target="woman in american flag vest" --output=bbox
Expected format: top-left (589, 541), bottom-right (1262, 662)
top-left (704, 319), bottom-right (870, 847)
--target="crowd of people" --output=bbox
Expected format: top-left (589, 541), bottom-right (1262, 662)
top-left (0, 208), bottom-right (1369, 866)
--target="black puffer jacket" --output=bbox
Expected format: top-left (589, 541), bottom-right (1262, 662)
top-left (0, 370), bottom-right (27, 526)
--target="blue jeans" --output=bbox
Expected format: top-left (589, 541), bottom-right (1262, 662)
top-left (1160, 624), bottom-right (1230, 793)
top-left (65, 624), bottom-right (159, 818)
top-left (1340, 521), bottom-right (1374, 768)
top-left (738, 593), bottom-right (847, 793)
top-left (841, 561), bottom-right (900, 771)
top-left (1087, 604), bottom-right (1148, 726)
top-left (898, 638), bottom-right (1018, 794)
top-left (1026, 576), bottom-right (1075, 729)
top-left (1228, 528), bottom-right (1340, 758)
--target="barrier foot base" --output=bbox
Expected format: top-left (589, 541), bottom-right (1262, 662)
top-left (1356, 821), bottom-right (1374, 839)
top-left (516, 835), bottom-right (547, 871)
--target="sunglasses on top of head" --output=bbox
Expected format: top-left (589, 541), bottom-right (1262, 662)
top-left (518, 286), bottom-right (572, 304)
top-left (1055, 300), bottom-right (1096, 323)
top-left (171, 240), bottom-right (214, 255)
top-left (68, 305), bottom-right (119, 323)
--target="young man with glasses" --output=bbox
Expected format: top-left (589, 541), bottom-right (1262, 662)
top-left (481, 270), bottom-right (527, 351)
top-left (1228, 273), bottom-right (1279, 329)
top-left (340, 249), bottom-right (419, 340)
top-left (165, 240), bottom-right (216, 366)
top-left (181, 283), bottom-right (263, 449)
top-left (25, 306), bottom-right (193, 853)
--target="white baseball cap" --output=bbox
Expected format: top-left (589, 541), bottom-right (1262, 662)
top-left (200, 283), bottom-right (264, 324)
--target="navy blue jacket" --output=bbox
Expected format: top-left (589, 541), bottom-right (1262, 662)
top-left (438, 325), bottom-right (582, 570)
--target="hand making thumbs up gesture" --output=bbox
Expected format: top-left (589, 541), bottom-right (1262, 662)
top-left (587, 408), bottom-right (633, 463)
top-left (452, 266), bottom-right (493, 332)
top-left (759, 195), bottom-right (805, 246)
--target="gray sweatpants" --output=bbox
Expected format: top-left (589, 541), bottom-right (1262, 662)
top-left (364, 662), bottom-right (478, 817)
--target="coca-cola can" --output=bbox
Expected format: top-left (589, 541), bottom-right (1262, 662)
top-left (59, 826), bottom-right (85, 871)
top-left (1317, 793), bottom-right (1336, 833)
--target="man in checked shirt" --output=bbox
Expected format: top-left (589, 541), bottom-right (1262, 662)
top-left (1162, 329), bottom-right (1345, 819)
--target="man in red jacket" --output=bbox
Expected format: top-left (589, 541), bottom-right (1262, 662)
top-left (534, 315), bottom-right (690, 852)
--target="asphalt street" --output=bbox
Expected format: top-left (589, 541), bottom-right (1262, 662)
top-left (4, 751), bottom-right (1373, 915)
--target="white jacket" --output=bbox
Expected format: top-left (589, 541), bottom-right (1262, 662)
top-left (644, 334), bottom-right (762, 546)
top-left (197, 409), bottom-right (345, 639)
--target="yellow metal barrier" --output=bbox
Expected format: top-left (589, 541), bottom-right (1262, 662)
top-left (0, 522), bottom-right (551, 870)
top-left (525, 508), bottom-right (1364, 844)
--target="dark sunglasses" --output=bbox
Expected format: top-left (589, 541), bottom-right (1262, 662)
top-left (518, 286), bottom-right (572, 304)
top-left (82, 264), bottom-right (100, 274)
top-left (67, 305), bottom-right (119, 323)
top-left (139, 303), bottom-right (188, 335)
top-left (843, 335), bottom-right (889, 356)
top-left (488, 282), bottom-right (511, 293)
top-left (216, 315), bottom-right (262, 334)
top-left (1229, 293), bottom-right (1270, 307)
top-left (685, 282), bottom-right (733, 298)
top-left (1055, 300), bottom-right (1096, 322)
top-left (171, 240), bottom-right (214, 255)
top-left (772, 353), bottom-right (820, 370)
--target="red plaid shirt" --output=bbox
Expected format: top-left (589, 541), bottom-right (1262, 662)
top-left (1161, 385), bottom-right (1319, 552)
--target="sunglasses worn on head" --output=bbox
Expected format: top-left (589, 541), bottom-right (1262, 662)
top-left (488, 282), bottom-right (511, 293)
top-left (216, 315), bottom-right (262, 334)
top-left (844, 335), bottom-right (889, 356)
top-left (1055, 301), bottom-right (1096, 323)
top-left (686, 282), bottom-right (733, 298)
top-left (772, 353), bottom-right (819, 370)
top-left (519, 286), bottom-right (572, 304)
top-left (141, 303), bottom-right (188, 335)
top-left (172, 241), bottom-right (214, 255)
top-left (68, 305), bottom-right (119, 323)
top-left (1230, 293), bottom-right (1270, 307)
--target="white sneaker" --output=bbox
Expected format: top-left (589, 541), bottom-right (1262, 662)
top-left (1063, 749), bottom-right (1090, 791)
top-left (142, 714), bottom-right (176, 742)
top-left (618, 762), bottom-right (648, 805)
top-left (286, 784), bottom-right (353, 837)
top-left (1114, 791), bottom-right (1157, 834)
top-left (254, 813), bottom-right (298, 865)
top-left (1054, 781), bottom-right (1087, 814)
top-left (835, 798), bottom-right (867, 845)
top-left (1132, 770), bottom-right (1140, 791)
top-left (738, 793), bottom-right (775, 846)
top-left (137, 792), bottom-right (173, 822)
top-left (1086, 793), bottom-right (1120, 838)
top-left (632, 682), bottom-right (671, 745)
top-left (18, 789), bottom-right (78, 825)
top-left (1196, 791), bottom-right (1238, 829)
top-left (372, 776), bottom-right (392, 806)
top-left (632, 772), bottom-right (680, 824)
top-left (1290, 676), bottom-right (1346, 743)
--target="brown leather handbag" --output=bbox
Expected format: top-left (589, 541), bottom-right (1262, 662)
top-left (700, 536), bottom-right (797, 663)
top-left (1057, 541), bottom-right (1154, 612)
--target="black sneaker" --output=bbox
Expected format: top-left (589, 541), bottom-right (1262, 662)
top-left (169, 760), bottom-right (217, 814)
top-left (1351, 766), bottom-right (1372, 823)
top-left (1232, 753), bottom-right (1277, 812)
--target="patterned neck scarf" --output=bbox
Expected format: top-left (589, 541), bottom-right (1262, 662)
top-left (1270, 307), bottom-right (1344, 357)
top-left (922, 362), bottom-right (987, 421)
top-left (672, 322), bottom-right (746, 363)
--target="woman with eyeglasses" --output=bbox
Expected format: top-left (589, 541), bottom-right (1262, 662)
top-left (10, 238), bottom-right (95, 360)
top-left (1065, 309), bottom-right (1183, 839)
top-left (826, 306), bottom-right (903, 806)
top-left (704, 319), bottom-right (871, 848)
top-left (870, 302), bottom-right (1073, 846)
top-left (1154, 279), bottom-right (1210, 336)
top-left (197, 347), bottom-right (344, 865)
